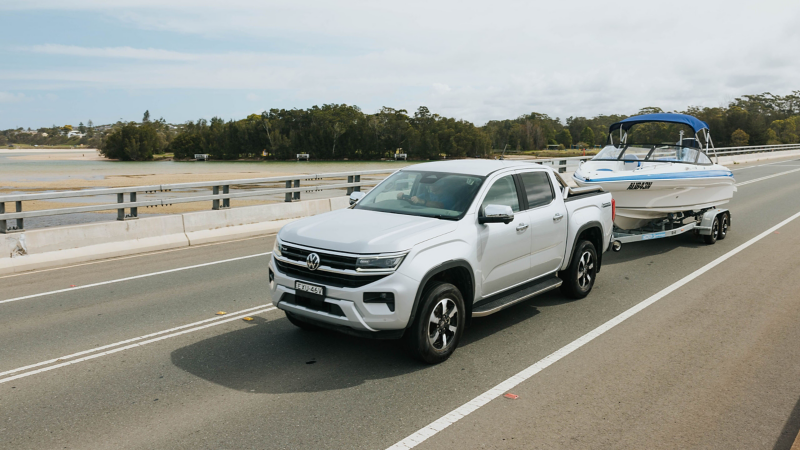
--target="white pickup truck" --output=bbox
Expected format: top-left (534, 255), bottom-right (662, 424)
top-left (269, 160), bottom-right (614, 363)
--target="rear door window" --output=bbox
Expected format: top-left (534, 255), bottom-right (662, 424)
top-left (519, 171), bottom-right (554, 209)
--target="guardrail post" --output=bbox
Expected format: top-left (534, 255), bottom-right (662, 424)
top-left (285, 181), bottom-right (292, 202)
top-left (223, 185), bottom-right (230, 208)
top-left (0, 202), bottom-right (5, 233)
top-left (117, 193), bottom-right (125, 220)
top-left (293, 179), bottom-right (300, 201)
top-left (559, 160), bottom-right (567, 173)
top-left (354, 175), bottom-right (361, 192)
top-left (212, 186), bottom-right (220, 210)
top-left (347, 175), bottom-right (354, 195)
top-left (129, 193), bottom-right (138, 219)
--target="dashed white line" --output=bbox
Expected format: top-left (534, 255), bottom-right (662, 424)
top-left (0, 233), bottom-right (276, 280)
top-left (0, 252), bottom-right (271, 306)
top-left (386, 209), bottom-right (800, 450)
top-left (0, 304), bottom-right (274, 378)
top-left (0, 306), bottom-right (278, 384)
top-left (735, 167), bottom-right (800, 186)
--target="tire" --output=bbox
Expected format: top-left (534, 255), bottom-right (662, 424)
top-left (703, 216), bottom-right (719, 245)
top-left (718, 212), bottom-right (729, 240)
top-left (404, 281), bottom-right (465, 364)
top-left (285, 311), bottom-right (319, 331)
top-left (560, 240), bottom-right (598, 299)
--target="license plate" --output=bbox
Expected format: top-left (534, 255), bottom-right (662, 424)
top-left (295, 281), bottom-right (325, 298)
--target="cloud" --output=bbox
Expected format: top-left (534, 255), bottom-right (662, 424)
top-left (2, 1), bottom-right (800, 125)
top-left (28, 44), bottom-right (199, 61)
top-left (0, 92), bottom-right (25, 103)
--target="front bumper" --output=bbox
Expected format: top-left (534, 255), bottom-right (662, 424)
top-left (269, 257), bottom-right (418, 333)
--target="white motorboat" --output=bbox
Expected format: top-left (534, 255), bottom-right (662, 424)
top-left (573, 113), bottom-right (736, 229)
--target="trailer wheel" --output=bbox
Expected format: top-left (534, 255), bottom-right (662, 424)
top-left (703, 216), bottom-right (719, 245)
top-left (718, 212), bottom-right (729, 240)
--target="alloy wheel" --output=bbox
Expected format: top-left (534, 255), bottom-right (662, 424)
top-left (428, 298), bottom-right (458, 350)
top-left (577, 251), bottom-right (594, 289)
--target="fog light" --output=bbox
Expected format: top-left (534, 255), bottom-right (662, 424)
top-left (269, 268), bottom-right (275, 287)
top-left (363, 292), bottom-right (395, 312)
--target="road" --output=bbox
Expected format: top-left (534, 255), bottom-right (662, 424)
top-left (2, 157), bottom-right (800, 449)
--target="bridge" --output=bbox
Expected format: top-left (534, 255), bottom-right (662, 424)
top-left (2, 148), bottom-right (800, 449)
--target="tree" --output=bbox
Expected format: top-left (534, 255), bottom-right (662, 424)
top-left (142, 110), bottom-right (150, 123)
top-left (580, 127), bottom-right (595, 147)
top-left (730, 129), bottom-right (749, 147)
top-left (78, 122), bottom-right (86, 133)
top-left (62, 124), bottom-right (73, 133)
top-left (100, 122), bottom-right (160, 161)
top-left (555, 129), bottom-right (573, 149)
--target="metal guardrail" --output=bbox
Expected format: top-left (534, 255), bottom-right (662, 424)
top-left (713, 143), bottom-right (800, 156)
top-left (0, 169), bottom-right (393, 233)
top-left (2, 143), bottom-right (799, 233)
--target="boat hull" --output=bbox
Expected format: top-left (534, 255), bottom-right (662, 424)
top-left (574, 165), bottom-right (736, 229)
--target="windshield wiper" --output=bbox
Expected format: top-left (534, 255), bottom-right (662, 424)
top-left (431, 214), bottom-right (458, 221)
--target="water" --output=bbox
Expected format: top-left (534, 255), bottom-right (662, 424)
top-left (0, 149), bottom-right (414, 229)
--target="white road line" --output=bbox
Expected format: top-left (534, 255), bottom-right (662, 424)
top-left (735, 167), bottom-right (800, 186)
top-left (730, 159), bottom-right (797, 171)
top-left (386, 209), bottom-right (800, 450)
top-left (0, 304), bottom-right (274, 378)
top-left (0, 252), bottom-right (271, 306)
top-left (0, 233), bottom-right (276, 280)
top-left (0, 306), bottom-right (277, 384)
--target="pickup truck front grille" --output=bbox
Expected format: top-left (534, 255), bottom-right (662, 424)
top-left (281, 245), bottom-right (358, 271)
top-left (275, 259), bottom-right (388, 288)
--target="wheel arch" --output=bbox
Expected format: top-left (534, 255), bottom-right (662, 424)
top-left (407, 260), bottom-right (475, 329)
top-left (566, 222), bottom-right (604, 273)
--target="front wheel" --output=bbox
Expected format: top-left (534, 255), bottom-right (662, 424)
top-left (404, 282), bottom-right (465, 364)
top-left (560, 240), bottom-right (597, 299)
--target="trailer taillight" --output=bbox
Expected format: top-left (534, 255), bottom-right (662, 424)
top-left (611, 198), bottom-right (616, 221)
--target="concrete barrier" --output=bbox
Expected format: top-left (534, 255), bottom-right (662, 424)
top-left (0, 196), bottom-right (355, 275)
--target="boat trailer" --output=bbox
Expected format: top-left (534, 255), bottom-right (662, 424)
top-left (610, 207), bottom-right (730, 251)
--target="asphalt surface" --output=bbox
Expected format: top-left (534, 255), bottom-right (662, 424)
top-left (2, 157), bottom-right (800, 449)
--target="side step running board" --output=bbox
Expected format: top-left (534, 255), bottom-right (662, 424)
top-left (472, 277), bottom-right (562, 317)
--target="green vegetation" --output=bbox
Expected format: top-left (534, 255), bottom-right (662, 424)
top-left (167, 105), bottom-right (489, 161)
top-left (3, 90), bottom-right (799, 161)
top-left (99, 111), bottom-right (176, 161)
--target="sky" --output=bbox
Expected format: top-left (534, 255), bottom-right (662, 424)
top-left (1, 0), bottom-right (799, 129)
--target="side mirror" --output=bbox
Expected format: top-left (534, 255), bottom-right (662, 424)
top-left (349, 191), bottom-right (366, 205)
top-left (479, 204), bottom-right (514, 224)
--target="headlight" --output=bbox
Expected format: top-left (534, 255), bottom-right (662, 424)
top-left (272, 240), bottom-right (282, 257)
top-left (356, 254), bottom-right (406, 271)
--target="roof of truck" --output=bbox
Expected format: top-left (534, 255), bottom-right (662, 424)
top-left (401, 159), bottom-right (548, 177)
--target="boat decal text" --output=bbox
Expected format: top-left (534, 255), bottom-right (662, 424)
top-left (627, 182), bottom-right (653, 190)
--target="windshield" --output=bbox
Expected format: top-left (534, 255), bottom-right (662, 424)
top-left (354, 170), bottom-right (485, 220)
top-left (592, 144), bottom-right (713, 165)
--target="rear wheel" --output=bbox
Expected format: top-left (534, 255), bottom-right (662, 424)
top-left (285, 311), bottom-right (319, 331)
top-left (703, 216), bottom-right (719, 245)
top-left (718, 212), bottom-right (730, 240)
top-left (404, 281), bottom-right (465, 364)
top-left (560, 240), bottom-right (597, 299)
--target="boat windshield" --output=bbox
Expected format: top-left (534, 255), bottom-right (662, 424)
top-left (353, 170), bottom-right (485, 220)
top-left (592, 144), bottom-right (713, 165)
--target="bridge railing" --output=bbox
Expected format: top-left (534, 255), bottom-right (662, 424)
top-left (2, 142), bottom-right (799, 233)
top-left (0, 169), bottom-right (395, 233)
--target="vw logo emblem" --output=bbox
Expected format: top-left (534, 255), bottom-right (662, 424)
top-left (306, 253), bottom-right (320, 271)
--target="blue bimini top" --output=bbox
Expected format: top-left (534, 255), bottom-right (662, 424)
top-left (609, 113), bottom-right (710, 134)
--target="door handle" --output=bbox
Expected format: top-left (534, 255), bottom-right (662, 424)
top-left (516, 223), bottom-right (529, 231)
top-left (553, 213), bottom-right (564, 222)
